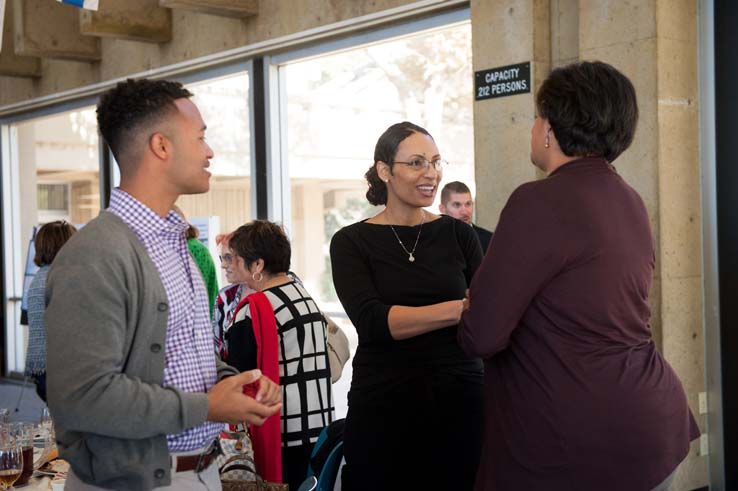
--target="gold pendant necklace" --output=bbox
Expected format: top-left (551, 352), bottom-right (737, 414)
top-left (388, 211), bottom-right (425, 262)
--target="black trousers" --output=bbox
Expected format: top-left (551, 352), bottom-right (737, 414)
top-left (341, 371), bottom-right (484, 491)
top-left (282, 443), bottom-right (314, 491)
top-left (31, 372), bottom-right (47, 402)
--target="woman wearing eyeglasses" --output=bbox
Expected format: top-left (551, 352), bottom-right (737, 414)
top-left (329, 121), bottom-right (484, 490)
top-left (213, 233), bottom-right (252, 349)
top-left (218, 221), bottom-right (333, 490)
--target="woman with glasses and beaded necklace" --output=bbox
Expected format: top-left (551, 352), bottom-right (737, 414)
top-left (329, 121), bottom-right (484, 491)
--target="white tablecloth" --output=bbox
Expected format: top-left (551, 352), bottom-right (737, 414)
top-left (20, 475), bottom-right (52, 490)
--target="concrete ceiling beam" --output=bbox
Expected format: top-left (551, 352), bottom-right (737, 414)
top-left (80, 0), bottom-right (172, 43)
top-left (158, 0), bottom-right (258, 18)
top-left (13, 0), bottom-right (101, 61)
top-left (0, 0), bottom-right (40, 77)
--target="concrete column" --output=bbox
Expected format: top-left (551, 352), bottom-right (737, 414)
top-left (579, 0), bottom-right (662, 339)
top-left (654, 0), bottom-right (706, 489)
top-left (290, 181), bottom-right (325, 296)
top-left (17, 121), bottom-right (38, 276)
top-left (550, 0), bottom-right (578, 68)
top-left (579, 1), bottom-right (705, 489)
top-left (470, 0), bottom-right (550, 229)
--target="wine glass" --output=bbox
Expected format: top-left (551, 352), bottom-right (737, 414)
top-left (0, 426), bottom-right (23, 490)
top-left (6, 424), bottom-right (32, 487)
top-left (40, 408), bottom-right (52, 435)
top-left (39, 407), bottom-right (55, 464)
top-left (31, 424), bottom-right (53, 471)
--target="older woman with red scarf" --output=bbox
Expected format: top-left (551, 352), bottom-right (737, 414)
top-left (217, 220), bottom-right (333, 490)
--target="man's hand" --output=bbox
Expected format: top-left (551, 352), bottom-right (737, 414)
top-left (207, 369), bottom-right (282, 426)
top-left (254, 372), bottom-right (281, 406)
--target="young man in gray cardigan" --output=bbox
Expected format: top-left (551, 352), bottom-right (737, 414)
top-left (45, 78), bottom-right (282, 490)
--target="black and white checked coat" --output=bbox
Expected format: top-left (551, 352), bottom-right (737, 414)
top-left (229, 280), bottom-right (334, 447)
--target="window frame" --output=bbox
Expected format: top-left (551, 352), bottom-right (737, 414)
top-left (0, 3), bottom-right (470, 378)
top-left (265, 7), bottom-right (471, 229)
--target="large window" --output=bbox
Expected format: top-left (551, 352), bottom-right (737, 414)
top-left (275, 19), bottom-right (474, 417)
top-left (3, 106), bottom-right (101, 373)
top-left (0, 12), bottom-right (473, 419)
top-left (176, 72), bottom-right (253, 286)
top-left (1, 72), bottom-right (253, 376)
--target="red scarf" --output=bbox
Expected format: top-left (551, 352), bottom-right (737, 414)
top-left (238, 291), bottom-right (282, 483)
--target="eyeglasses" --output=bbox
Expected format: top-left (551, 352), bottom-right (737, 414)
top-left (392, 158), bottom-right (448, 172)
top-left (219, 253), bottom-right (234, 264)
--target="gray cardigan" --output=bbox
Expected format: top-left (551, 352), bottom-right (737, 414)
top-left (46, 211), bottom-right (237, 490)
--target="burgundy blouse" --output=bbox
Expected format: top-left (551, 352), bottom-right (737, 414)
top-left (460, 158), bottom-right (699, 491)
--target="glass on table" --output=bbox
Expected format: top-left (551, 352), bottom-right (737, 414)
top-left (40, 408), bottom-right (51, 430)
top-left (6, 424), bottom-right (32, 487)
top-left (0, 425), bottom-right (23, 490)
top-left (39, 406), bottom-right (56, 462)
top-left (40, 407), bottom-right (54, 442)
top-left (6, 422), bottom-right (52, 487)
top-left (32, 423), bottom-right (53, 470)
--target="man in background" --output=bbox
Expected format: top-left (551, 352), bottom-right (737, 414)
top-left (439, 181), bottom-right (494, 253)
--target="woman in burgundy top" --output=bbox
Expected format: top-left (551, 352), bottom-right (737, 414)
top-left (459, 61), bottom-right (699, 491)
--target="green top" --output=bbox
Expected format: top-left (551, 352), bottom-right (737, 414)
top-left (187, 238), bottom-right (219, 317)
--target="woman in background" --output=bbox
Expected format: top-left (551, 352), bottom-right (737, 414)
top-left (173, 205), bottom-right (219, 317)
top-left (330, 121), bottom-right (484, 490)
top-left (25, 220), bottom-right (77, 401)
top-left (459, 61), bottom-right (699, 491)
top-left (219, 220), bottom-right (333, 490)
top-left (213, 232), bottom-right (255, 350)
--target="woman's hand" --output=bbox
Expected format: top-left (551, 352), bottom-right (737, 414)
top-left (463, 289), bottom-right (470, 311)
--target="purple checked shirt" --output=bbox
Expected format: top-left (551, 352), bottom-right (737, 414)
top-left (108, 188), bottom-right (223, 452)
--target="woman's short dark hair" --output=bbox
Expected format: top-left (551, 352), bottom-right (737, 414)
top-left (536, 61), bottom-right (638, 162)
top-left (365, 121), bottom-right (432, 206)
top-left (229, 220), bottom-right (291, 275)
top-left (34, 221), bottom-right (77, 266)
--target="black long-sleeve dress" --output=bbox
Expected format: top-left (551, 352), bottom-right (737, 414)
top-left (330, 214), bottom-right (484, 491)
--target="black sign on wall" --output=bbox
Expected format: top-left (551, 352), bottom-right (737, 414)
top-left (475, 62), bottom-right (531, 101)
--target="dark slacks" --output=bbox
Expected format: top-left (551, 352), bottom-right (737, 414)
top-left (283, 443), bottom-right (314, 491)
top-left (341, 371), bottom-right (483, 491)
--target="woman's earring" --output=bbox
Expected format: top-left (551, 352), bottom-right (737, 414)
top-left (252, 272), bottom-right (263, 283)
top-left (544, 131), bottom-right (550, 149)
